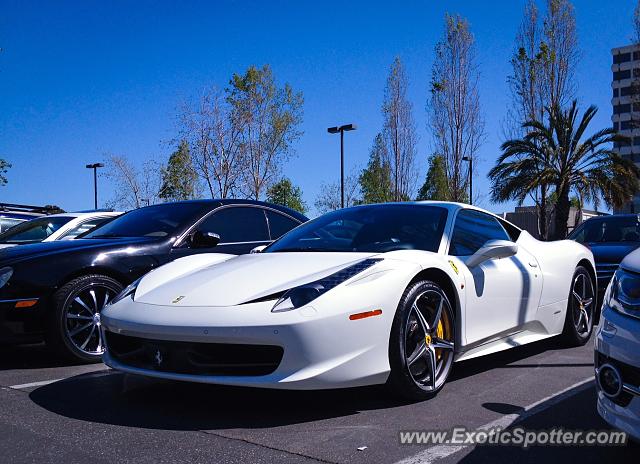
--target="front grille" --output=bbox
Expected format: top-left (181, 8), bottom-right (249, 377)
top-left (106, 332), bottom-right (283, 377)
top-left (596, 263), bottom-right (618, 284)
top-left (596, 351), bottom-right (640, 407)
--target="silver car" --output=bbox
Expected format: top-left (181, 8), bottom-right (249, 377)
top-left (595, 248), bottom-right (640, 442)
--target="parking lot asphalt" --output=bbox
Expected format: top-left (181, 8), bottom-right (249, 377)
top-left (0, 336), bottom-right (636, 464)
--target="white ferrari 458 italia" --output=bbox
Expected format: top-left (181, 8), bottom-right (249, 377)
top-left (102, 202), bottom-right (596, 400)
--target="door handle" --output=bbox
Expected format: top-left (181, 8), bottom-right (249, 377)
top-left (528, 261), bottom-right (538, 268)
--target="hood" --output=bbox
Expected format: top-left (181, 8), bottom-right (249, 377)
top-left (621, 248), bottom-right (640, 272)
top-left (135, 252), bottom-right (378, 307)
top-left (587, 242), bottom-right (640, 265)
top-left (0, 236), bottom-right (160, 265)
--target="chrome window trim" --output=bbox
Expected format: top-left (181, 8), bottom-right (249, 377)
top-left (446, 208), bottom-right (512, 257)
top-left (173, 204), bottom-right (301, 249)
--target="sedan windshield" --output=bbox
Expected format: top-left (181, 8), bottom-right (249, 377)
top-left (569, 217), bottom-right (640, 243)
top-left (266, 204), bottom-right (448, 253)
top-left (0, 216), bottom-right (73, 244)
top-left (82, 203), bottom-right (207, 239)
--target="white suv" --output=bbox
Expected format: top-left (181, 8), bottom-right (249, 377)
top-left (595, 248), bottom-right (640, 442)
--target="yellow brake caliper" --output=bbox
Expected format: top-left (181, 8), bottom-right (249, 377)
top-left (435, 320), bottom-right (444, 360)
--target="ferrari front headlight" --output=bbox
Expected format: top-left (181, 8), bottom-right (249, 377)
top-left (0, 267), bottom-right (13, 289)
top-left (606, 269), bottom-right (640, 319)
top-left (271, 258), bottom-right (382, 313)
top-left (109, 277), bottom-right (142, 306)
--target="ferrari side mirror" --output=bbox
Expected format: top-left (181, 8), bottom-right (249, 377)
top-left (190, 231), bottom-right (221, 249)
top-left (466, 240), bottom-right (518, 268)
top-left (251, 245), bottom-right (267, 254)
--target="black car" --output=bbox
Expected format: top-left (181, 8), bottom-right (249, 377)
top-left (568, 214), bottom-right (640, 302)
top-left (0, 199), bottom-right (307, 362)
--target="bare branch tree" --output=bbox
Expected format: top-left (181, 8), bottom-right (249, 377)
top-left (176, 87), bottom-right (244, 199)
top-left (427, 14), bottom-right (485, 203)
top-left (540, 0), bottom-right (579, 110)
top-left (506, 0), bottom-right (545, 138)
top-left (102, 154), bottom-right (162, 210)
top-left (382, 57), bottom-right (418, 200)
top-left (314, 173), bottom-right (360, 215)
top-left (227, 65), bottom-right (304, 200)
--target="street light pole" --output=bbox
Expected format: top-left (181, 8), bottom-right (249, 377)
top-left (462, 156), bottom-right (472, 205)
top-left (85, 163), bottom-right (104, 209)
top-left (328, 124), bottom-right (357, 209)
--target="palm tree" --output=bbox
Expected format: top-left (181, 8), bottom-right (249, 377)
top-left (490, 100), bottom-right (639, 240)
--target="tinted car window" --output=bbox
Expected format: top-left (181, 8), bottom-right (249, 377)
top-left (198, 207), bottom-right (269, 243)
top-left (83, 203), bottom-right (207, 239)
top-left (266, 205), bottom-right (448, 253)
top-left (266, 210), bottom-right (300, 239)
top-left (0, 216), bottom-right (73, 243)
top-left (449, 209), bottom-right (510, 256)
top-left (569, 217), bottom-right (640, 243)
top-left (59, 217), bottom-right (113, 240)
top-left (0, 217), bottom-right (24, 233)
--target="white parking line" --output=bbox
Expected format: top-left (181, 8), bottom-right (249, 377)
top-left (8, 378), bottom-right (65, 390)
top-left (395, 377), bottom-right (595, 464)
top-left (8, 369), bottom-right (117, 390)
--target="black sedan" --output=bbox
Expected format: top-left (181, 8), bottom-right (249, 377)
top-left (567, 213), bottom-right (640, 308)
top-left (0, 199), bottom-right (307, 362)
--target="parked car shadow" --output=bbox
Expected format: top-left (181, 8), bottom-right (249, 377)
top-left (28, 334), bottom-right (591, 431)
top-left (0, 343), bottom-right (88, 370)
top-left (458, 386), bottom-right (637, 462)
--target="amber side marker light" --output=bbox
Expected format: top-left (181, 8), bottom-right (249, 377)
top-left (15, 300), bottom-right (38, 308)
top-left (349, 309), bottom-right (382, 321)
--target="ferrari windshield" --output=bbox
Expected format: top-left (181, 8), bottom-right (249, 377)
top-left (266, 204), bottom-right (448, 253)
top-left (0, 216), bottom-right (73, 244)
top-left (82, 203), bottom-right (207, 239)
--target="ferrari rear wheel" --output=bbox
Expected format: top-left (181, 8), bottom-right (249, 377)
top-left (561, 266), bottom-right (595, 346)
top-left (387, 280), bottom-right (456, 401)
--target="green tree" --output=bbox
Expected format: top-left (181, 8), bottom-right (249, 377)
top-left (490, 101), bottom-right (640, 239)
top-left (266, 177), bottom-right (307, 214)
top-left (159, 141), bottom-right (198, 202)
top-left (0, 159), bottom-right (11, 186)
top-left (359, 133), bottom-right (393, 204)
top-left (227, 65), bottom-right (304, 200)
top-left (416, 154), bottom-right (450, 201)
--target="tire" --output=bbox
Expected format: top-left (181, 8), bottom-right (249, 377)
top-left (387, 280), bottom-right (456, 401)
top-left (561, 266), bottom-right (596, 347)
top-left (46, 274), bottom-right (123, 363)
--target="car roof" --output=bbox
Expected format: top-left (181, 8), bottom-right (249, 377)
top-left (581, 214), bottom-right (637, 222)
top-left (36, 211), bottom-right (122, 219)
top-left (339, 201), bottom-right (521, 229)
top-left (133, 199), bottom-right (308, 222)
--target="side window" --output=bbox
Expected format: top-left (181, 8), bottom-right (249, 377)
top-left (59, 217), bottom-right (111, 240)
top-left (197, 207), bottom-right (269, 243)
top-left (449, 209), bottom-right (510, 256)
top-left (266, 210), bottom-right (300, 239)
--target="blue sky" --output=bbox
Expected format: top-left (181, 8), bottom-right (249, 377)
top-left (0, 0), bottom-right (637, 216)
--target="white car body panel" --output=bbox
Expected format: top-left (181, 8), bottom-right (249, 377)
top-left (102, 201), bottom-right (596, 390)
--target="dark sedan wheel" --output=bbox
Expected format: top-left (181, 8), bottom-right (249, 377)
top-left (46, 274), bottom-right (123, 363)
top-left (561, 266), bottom-right (595, 346)
top-left (387, 280), bottom-right (456, 401)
